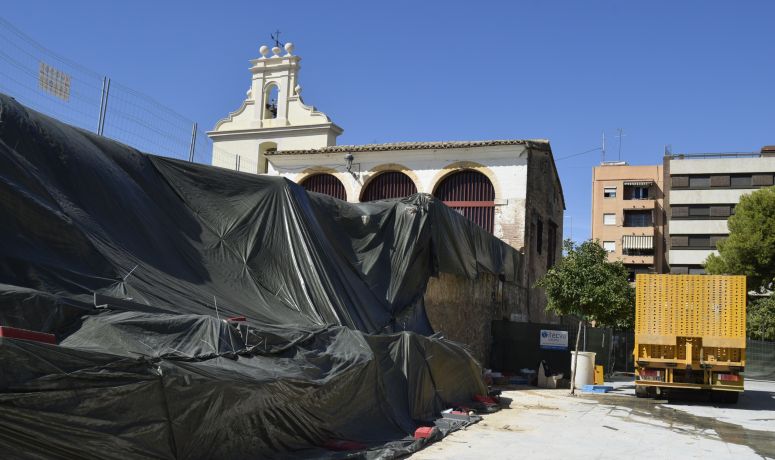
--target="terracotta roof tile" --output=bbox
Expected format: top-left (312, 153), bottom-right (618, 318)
top-left (268, 139), bottom-right (550, 155)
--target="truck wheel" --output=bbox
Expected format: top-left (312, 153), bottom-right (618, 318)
top-left (635, 385), bottom-right (649, 398)
top-left (722, 392), bottom-right (739, 404)
top-left (712, 391), bottom-right (739, 404)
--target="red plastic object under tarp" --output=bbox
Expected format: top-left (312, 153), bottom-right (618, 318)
top-left (473, 394), bottom-right (498, 405)
top-left (0, 326), bottom-right (56, 344)
top-left (414, 427), bottom-right (436, 439)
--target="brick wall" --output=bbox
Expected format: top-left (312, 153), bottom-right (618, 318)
top-left (424, 272), bottom-right (526, 365)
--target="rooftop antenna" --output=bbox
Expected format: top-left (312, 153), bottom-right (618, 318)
top-left (616, 128), bottom-right (626, 161)
top-left (270, 30), bottom-right (282, 48)
top-left (601, 130), bottom-right (606, 163)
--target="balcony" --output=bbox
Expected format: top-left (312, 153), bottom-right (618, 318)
top-left (623, 199), bottom-right (656, 210)
top-left (622, 254), bottom-right (655, 265)
top-left (621, 235), bottom-right (655, 266)
top-left (623, 210), bottom-right (654, 228)
top-left (622, 181), bottom-right (657, 203)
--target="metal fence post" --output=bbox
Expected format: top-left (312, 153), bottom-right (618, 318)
top-left (97, 77), bottom-right (111, 136)
top-left (188, 122), bottom-right (197, 162)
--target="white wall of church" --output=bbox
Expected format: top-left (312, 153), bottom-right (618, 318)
top-left (267, 144), bottom-right (532, 249)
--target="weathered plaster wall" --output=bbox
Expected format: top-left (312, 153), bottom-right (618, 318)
top-left (523, 148), bottom-right (565, 324)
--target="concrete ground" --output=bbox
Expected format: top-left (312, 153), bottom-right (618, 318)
top-left (412, 379), bottom-right (775, 459)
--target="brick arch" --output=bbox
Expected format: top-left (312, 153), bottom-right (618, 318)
top-left (299, 173), bottom-right (347, 201)
top-left (432, 166), bottom-right (497, 233)
top-left (295, 167), bottom-right (357, 202)
top-left (359, 164), bottom-right (421, 202)
top-left (429, 161), bottom-right (502, 200)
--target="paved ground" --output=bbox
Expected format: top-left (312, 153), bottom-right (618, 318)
top-left (412, 379), bottom-right (775, 459)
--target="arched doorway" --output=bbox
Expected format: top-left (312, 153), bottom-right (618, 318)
top-left (360, 171), bottom-right (417, 201)
top-left (299, 173), bottom-right (346, 201)
top-left (434, 170), bottom-right (495, 233)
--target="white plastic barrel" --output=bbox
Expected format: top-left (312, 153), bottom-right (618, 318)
top-left (570, 351), bottom-right (596, 387)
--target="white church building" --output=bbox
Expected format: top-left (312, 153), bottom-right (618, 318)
top-left (208, 42), bottom-right (566, 340)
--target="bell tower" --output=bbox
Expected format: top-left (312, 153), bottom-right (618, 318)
top-left (208, 42), bottom-right (342, 173)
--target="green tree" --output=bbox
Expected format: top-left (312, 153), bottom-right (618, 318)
top-left (535, 239), bottom-right (634, 394)
top-left (748, 296), bottom-right (775, 341)
top-left (705, 186), bottom-right (775, 290)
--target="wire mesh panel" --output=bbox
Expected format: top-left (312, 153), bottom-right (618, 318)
top-left (101, 81), bottom-right (195, 161)
top-left (0, 17), bottom-right (225, 166)
top-left (300, 174), bottom-right (347, 201)
top-left (746, 339), bottom-right (775, 381)
top-left (361, 171), bottom-right (417, 201)
top-left (0, 17), bottom-right (103, 133)
top-left (433, 170), bottom-right (495, 233)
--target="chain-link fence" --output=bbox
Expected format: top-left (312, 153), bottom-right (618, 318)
top-left (0, 17), bottom-right (236, 166)
top-left (746, 339), bottom-right (775, 381)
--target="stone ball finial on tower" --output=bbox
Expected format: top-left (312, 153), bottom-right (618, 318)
top-left (271, 46), bottom-right (281, 57)
top-left (259, 45), bottom-right (269, 58)
top-left (284, 42), bottom-right (295, 56)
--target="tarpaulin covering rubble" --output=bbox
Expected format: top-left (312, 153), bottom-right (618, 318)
top-left (0, 93), bottom-right (518, 458)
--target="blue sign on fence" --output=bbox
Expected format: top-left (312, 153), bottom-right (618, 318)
top-left (540, 329), bottom-right (569, 350)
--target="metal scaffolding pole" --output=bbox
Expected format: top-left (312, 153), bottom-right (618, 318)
top-left (97, 77), bottom-right (111, 136)
top-left (188, 122), bottom-right (198, 162)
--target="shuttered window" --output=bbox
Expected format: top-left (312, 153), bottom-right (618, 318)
top-left (710, 175), bottom-right (730, 187)
top-left (689, 176), bottom-right (710, 188)
top-left (731, 175), bottom-right (753, 187)
top-left (433, 170), bottom-right (495, 233)
top-left (671, 176), bottom-right (689, 188)
top-left (753, 174), bottom-right (774, 186)
top-left (300, 174), bottom-right (347, 201)
top-left (361, 171), bottom-right (417, 202)
top-left (671, 206), bottom-right (689, 218)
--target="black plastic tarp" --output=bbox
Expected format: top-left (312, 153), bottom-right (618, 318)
top-left (0, 93), bottom-right (517, 458)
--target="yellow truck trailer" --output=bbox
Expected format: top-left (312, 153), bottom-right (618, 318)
top-left (634, 274), bottom-right (746, 403)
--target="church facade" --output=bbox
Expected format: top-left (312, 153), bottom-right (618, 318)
top-left (208, 43), bottom-right (566, 360)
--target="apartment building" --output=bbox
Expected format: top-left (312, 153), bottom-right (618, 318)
top-left (591, 162), bottom-right (665, 280)
top-left (664, 147), bottom-right (775, 274)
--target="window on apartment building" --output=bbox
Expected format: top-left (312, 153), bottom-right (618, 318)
top-left (603, 241), bottom-right (616, 253)
top-left (671, 235), bottom-right (724, 249)
top-left (689, 267), bottom-right (706, 275)
top-left (623, 247), bottom-right (654, 256)
top-left (710, 175), bottom-right (731, 187)
top-left (547, 222), bottom-right (558, 267)
top-left (672, 205), bottom-right (735, 219)
top-left (672, 176), bottom-right (689, 188)
top-left (753, 174), bottom-right (774, 186)
top-left (623, 210), bottom-right (652, 227)
top-left (689, 176), bottom-right (711, 188)
top-left (688, 235), bottom-right (711, 248)
top-left (536, 217), bottom-right (543, 254)
top-left (603, 187), bottom-right (617, 198)
top-left (730, 175), bottom-right (753, 187)
top-left (603, 213), bottom-right (616, 225)
top-left (709, 205), bottom-right (732, 217)
top-left (630, 186), bottom-right (650, 200)
top-left (623, 183), bottom-right (652, 200)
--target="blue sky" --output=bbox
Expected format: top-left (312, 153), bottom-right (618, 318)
top-left (3, 1), bottom-right (774, 241)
